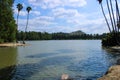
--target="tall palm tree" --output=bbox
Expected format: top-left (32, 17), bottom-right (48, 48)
top-left (16, 3), bottom-right (23, 42)
top-left (16, 3), bottom-right (23, 25)
top-left (97, 0), bottom-right (112, 33)
top-left (23, 6), bottom-right (32, 44)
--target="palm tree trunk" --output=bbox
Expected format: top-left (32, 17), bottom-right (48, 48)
top-left (23, 13), bottom-right (29, 44)
top-left (25, 13), bottom-right (29, 34)
top-left (16, 12), bottom-right (19, 43)
top-left (100, 3), bottom-right (112, 33)
top-left (115, 0), bottom-right (120, 32)
top-left (115, 0), bottom-right (119, 22)
top-left (17, 12), bottom-right (19, 25)
top-left (109, 0), bottom-right (117, 32)
top-left (106, 0), bottom-right (115, 32)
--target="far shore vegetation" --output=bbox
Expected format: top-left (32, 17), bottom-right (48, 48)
top-left (17, 31), bottom-right (107, 40)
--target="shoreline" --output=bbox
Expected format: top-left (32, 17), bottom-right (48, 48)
top-left (110, 46), bottom-right (120, 52)
top-left (98, 46), bottom-right (120, 80)
top-left (0, 43), bottom-right (28, 47)
top-left (98, 65), bottom-right (120, 80)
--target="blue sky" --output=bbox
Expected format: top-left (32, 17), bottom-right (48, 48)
top-left (13, 0), bottom-right (120, 34)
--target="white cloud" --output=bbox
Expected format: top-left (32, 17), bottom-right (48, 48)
top-left (28, 0), bottom-right (87, 9)
top-left (37, 16), bottom-right (54, 21)
top-left (14, 9), bottom-right (41, 16)
top-left (52, 8), bottom-right (85, 20)
top-left (14, 9), bottom-right (27, 16)
top-left (17, 16), bottom-right (56, 31)
top-left (31, 11), bottom-right (41, 16)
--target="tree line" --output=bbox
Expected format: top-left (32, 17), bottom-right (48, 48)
top-left (17, 31), bottom-right (107, 40)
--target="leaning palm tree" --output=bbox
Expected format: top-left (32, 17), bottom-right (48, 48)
top-left (16, 3), bottom-right (23, 42)
top-left (23, 6), bottom-right (32, 44)
top-left (97, 0), bottom-right (112, 33)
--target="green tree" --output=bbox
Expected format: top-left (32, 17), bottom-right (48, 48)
top-left (0, 0), bottom-right (16, 43)
top-left (23, 6), bottom-right (32, 44)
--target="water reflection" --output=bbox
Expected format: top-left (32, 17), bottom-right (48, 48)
top-left (102, 47), bottom-right (120, 65)
top-left (0, 65), bottom-right (16, 80)
top-left (11, 56), bottom-right (73, 80)
top-left (0, 47), bottom-right (17, 80)
top-left (0, 41), bottom-right (119, 80)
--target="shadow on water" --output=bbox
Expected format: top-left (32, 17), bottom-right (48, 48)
top-left (0, 47), bottom-right (75, 80)
top-left (0, 47), bottom-right (18, 80)
top-left (0, 65), bottom-right (16, 80)
top-left (0, 55), bottom-right (73, 80)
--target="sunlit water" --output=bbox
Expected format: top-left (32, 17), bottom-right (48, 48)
top-left (0, 40), bottom-right (120, 80)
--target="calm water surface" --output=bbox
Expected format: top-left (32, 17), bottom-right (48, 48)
top-left (0, 40), bottom-right (120, 80)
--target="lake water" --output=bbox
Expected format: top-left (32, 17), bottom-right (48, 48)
top-left (0, 40), bottom-right (120, 80)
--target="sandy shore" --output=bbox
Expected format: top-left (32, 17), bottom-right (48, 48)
top-left (0, 43), bottom-right (28, 47)
top-left (98, 46), bottom-right (120, 80)
top-left (98, 65), bottom-right (120, 80)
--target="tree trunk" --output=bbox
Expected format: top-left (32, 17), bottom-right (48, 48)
top-left (106, 0), bottom-right (115, 32)
top-left (100, 3), bottom-right (111, 33)
top-left (16, 12), bottom-right (19, 43)
top-left (23, 13), bottom-right (29, 44)
top-left (110, 0), bottom-right (117, 32)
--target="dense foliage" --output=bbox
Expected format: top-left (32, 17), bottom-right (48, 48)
top-left (0, 0), bottom-right (16, 43)
top-left (17, 31), bottom-right (106, 40)
top-left (102, 33), bottom-right (120, 46)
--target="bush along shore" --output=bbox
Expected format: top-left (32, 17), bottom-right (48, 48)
top-left (102, 33), bottom-right (120, 47)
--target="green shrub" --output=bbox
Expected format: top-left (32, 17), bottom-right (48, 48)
top-left (102, 33), bottom-right (120, 46)
top-left (0, 39), bottom-right (4, 43)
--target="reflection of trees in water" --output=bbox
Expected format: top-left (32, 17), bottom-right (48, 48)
top-left (0, 55), bottom-right (72, 80)
top-left (0, 47), bottom-right (17, 80)
top-left (0, 65), bottom-right (16, 80)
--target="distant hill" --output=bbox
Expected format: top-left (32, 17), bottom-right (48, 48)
top-left (69, 30), bottom-right (86, 35)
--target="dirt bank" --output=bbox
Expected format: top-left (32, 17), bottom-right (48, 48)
top-left (98, 65), bottom-right (120, 80)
